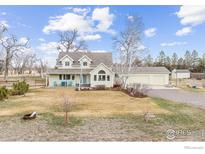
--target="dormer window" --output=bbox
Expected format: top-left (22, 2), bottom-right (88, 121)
top-left (83, 62), bottom-right (87, 66)
top-left (78, 55), bottom-right (92, 68)
top-left (65, 61), bottom-right (70, 66)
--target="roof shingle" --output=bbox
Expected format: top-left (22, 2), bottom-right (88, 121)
top-left (57, 52), bottom-right (113, 66)
top-left (112, 65), bottom-right (170, 74)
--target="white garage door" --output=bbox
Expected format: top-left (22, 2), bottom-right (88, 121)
top-left (127, 75), bottom-right (150, 85)
top-left (151, 75), bottom-right (165, 85)
top-left (126, 74), bottom-right (167, 86)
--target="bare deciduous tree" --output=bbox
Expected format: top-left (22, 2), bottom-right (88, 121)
top-left (35, 59), bottom-right (47, 77)
top-left (0, 34), bottom-right (29, 79)
top-left (57, 29), bottom-right (87, 53)
top-left (114, 16), bottom-right (144, 87)
top-left (12, 51), bottom-right (36, 75)
top-left (62, 93), bottom-right (73, 125)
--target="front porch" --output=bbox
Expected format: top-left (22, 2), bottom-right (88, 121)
top-left (49, 74), bottom-right (91, 87)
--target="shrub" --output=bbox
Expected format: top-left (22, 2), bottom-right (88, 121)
top-left (0, 86), bottom-right (9, 100)
top-left (125, 83), bottom-right (148, 98)
top-left (95, 85), bottom-right (105, 90)
top-left (113, 83), bottom-right (122, 88)
top-left (11, 81), bottom-right (29, 95)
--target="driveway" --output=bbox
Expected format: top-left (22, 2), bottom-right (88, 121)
top-left (147, 88), bottom-right (205, 109)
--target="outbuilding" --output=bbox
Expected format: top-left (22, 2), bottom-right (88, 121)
top-left (171, 69), bottom-right (190, 79)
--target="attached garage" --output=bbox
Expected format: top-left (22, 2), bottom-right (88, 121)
top-left (114, 66), bottom-right (170, 86)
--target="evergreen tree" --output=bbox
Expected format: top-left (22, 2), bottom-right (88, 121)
top-left (191, 50), bottom-right (199, 69)
top-left (144, 54), bottom-right (153, 66)
top-left (171, 52), bottom-right (178, 69)
top-left (157, 50), bottom-right (166, 66)
top-left (184, 50), bottom-right (191, 69)
top-left (165, 56), bottom-right (171, 70)
top-left (178, 57), bottom-right (184, 69)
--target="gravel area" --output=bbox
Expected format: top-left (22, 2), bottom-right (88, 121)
top-left (147, 89), bottom-right (205, 109)
top-left (0, 116), bottom-right (204, 141)
top-left (0, 116), bottom-right (148, 141)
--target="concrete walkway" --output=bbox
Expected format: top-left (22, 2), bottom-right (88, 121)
top-left (147, 88), bottom-right (205, 109)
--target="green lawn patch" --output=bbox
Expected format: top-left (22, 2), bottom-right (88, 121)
top-left (40, 112), bottom-right (84, 127)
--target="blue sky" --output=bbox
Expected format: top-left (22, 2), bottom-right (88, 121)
top-left (0, 5), bottom-right (205, 66)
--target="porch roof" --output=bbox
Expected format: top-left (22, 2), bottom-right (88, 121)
top-left (47, 68), bottom-right (92, 75)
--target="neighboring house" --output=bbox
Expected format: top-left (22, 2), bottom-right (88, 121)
top-left (171, 69), bottom-right (190, 79)
top-left (47, 52), bottom-right (170, 87)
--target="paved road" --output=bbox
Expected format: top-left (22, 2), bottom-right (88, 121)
top-left (147, 89), bottom-right (205, 109)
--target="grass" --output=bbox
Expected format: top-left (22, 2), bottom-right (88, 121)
top-left (0, 87), bottom-right (169, 117)
top-left (40, 112), bottom-right (84, 127)
top-left (117, 98), bottom-right (205, 140)
top-left (1, 87), bottom-right (205, 140)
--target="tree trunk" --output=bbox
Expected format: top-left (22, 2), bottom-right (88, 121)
top-left (4, 53), bottom-right (9, 80)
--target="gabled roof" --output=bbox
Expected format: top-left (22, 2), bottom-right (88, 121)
top-left (113, 65), bottom-right (170, 74)
top-left (57, 52), bottom-right (112, 66)
top-left (78, 55), bottom-right (92, 62)
top-left (90, 63), bottom-right (114, 74)
top-left (59, 55), bottom-right (74, 62)
top-left (172, 69), bottom-right (190, 73)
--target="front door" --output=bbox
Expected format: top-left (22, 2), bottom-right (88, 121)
top-left (82, 75), bottom-right (87, 84)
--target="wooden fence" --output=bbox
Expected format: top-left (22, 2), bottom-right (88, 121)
top-left (191, 73), bottom-right (205, 79)
top-left (0, 79), bottom-right (46, 88)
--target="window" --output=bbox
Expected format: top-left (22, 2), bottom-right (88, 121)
top-left (65, 61), bottom-right (70, 66)
top-left (65, 74), bottom-right (70, 80)
top-left (94, 75), bottom-right (97, 81)
top-left (98, 75), bottom-right (102, 81)
top-left (98, 70), bottom-right (106, 74)
top-left (102, 75), bottom-right (106, 81)
top-left (83, 62), bottom-right (87, 66)
top-left (59, 74), bottom-right (62, 80)
top-left (72, 75), bottom-right (75, 80)
top-left (63, 74), bottom-right (66, 80)
top-left (107, 75), bottom-right (110, 81)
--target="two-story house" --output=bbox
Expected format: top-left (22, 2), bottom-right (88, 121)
top-left (47, 52), bottom-right (115, 87)
top-left (47, 52), bottom-right (170, 88)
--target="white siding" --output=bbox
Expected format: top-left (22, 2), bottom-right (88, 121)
top-left (172, 72), bottom-right (190, 79)
top-left (90, 64), bottom-right (114, 88)
top-left (120, 74), bottom-right (169, 86)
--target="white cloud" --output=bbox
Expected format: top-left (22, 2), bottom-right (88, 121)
top-left (160, 41), bottom-right (187, 47)
top-left (137, 44), bottom-right (148, 50)
top-left (144, 28), bottom-right (157, 37)
top-left (45, 56), bottom-right (57, 67)
top-left (91, 50), bottom-right (109, 53)
top-left (176, 6), bottom-right (205, 26)
top-left (38, 38), bottom-right (45, 42)
top-left (92, 7), bottom-right (114, 33)
top-left (0, 20), bottom-right (9, 28)
top-left (37, 42), bottom-right (58, 54)
top-left (43, 7), bottom-right (115, 36)
top-left (176, 27), bottom-right (192, 36)
top-left (72, 8), bottom-right (90, 16)
top-left (19, 37), bottom-right (29, 44)
top-left (127, 15), bottom-right (134, 21)
top-left (81, 34), bottom-right (101, 41)
top-left (1, 12), bottom-right (7, 16)
top-left (43, 13), bottom-right (93, 34)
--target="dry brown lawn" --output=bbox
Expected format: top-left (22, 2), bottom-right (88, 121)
top-left (0, 87), bottom-right (169, 117)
